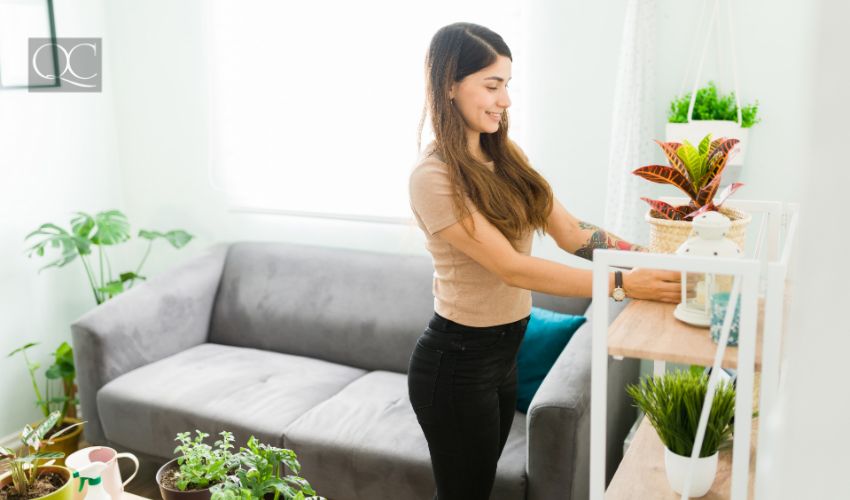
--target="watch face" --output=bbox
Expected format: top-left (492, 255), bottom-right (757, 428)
top-left (613, 288), bottom-right (626, 301)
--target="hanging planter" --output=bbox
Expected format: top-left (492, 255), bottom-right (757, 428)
top-left (666, 0), bottom-right (760, 167)
top-left (666, 82), bottom-right (759, 167)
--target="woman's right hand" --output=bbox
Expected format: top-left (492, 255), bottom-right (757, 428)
top-left (622, 268), bottom-right (684, 304)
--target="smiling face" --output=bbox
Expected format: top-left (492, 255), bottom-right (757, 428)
top-left (449, 55), bottom-right (512, 155)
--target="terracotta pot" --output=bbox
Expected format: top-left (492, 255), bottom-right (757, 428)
top-left (33, 418), bottom-right (84, 467)
top-left (0, 465), bottom-right (74, 500)
top-left (156, 459), bottom-right (213, 500)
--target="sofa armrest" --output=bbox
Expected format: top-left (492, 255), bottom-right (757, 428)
top-left (70, 244), bottom-right (229, 444)
top-left (526, 299), bottom-right (639, 500)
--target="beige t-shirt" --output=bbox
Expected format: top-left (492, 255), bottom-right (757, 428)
top-left (408, 141), bottom-right (533, 327)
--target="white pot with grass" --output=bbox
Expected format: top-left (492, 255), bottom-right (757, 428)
top-left (663, 448), bottom-right (718, 497)
top-left (627, 369), bottom-right (736, 498)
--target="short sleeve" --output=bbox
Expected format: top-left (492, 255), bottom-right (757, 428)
top-left (409, 160), bottom-right (478, 235)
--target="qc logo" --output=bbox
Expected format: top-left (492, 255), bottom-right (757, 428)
top-left (28, 37), bottom-right (102, 92)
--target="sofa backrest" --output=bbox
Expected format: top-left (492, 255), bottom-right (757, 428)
top-left (209, 241), bottom-right (592, 373)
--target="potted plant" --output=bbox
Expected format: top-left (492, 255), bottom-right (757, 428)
top-left (633, 133), bottom-right (751, 253)
top-left (626, 370), bottom-right (735, 498)
top-left (156, 431), bottom-right (238, 500)
top-left (666, 81), bottom-right (760, 166)
top-left (7, 343), bottom-right (83, 464)
top-left (210, 436), bottom-right (323, 500)
top-left (24, 209), bottom-right (194, 306)
top-left (0, 411), bottom-right (84, 500)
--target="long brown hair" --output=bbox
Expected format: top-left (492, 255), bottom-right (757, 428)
top-left (417, 22), bottom-right (553, 243)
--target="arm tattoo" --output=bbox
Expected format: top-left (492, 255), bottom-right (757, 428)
top-left (574, 221), bottom-right (648, 261)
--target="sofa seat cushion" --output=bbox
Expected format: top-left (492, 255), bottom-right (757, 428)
top-left (97, 343), bottom-right (367, 458)
top-left (283, 371), bottom-right (528, 500)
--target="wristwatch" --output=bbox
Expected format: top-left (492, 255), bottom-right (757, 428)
top-left (612, 270), bottom-right (626, 302)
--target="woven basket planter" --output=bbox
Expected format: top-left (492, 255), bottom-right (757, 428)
top-left (645, 206), bottom-right (751, 254)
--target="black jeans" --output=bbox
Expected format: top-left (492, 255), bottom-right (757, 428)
top-left (407, 311), bottom-right (531, 500)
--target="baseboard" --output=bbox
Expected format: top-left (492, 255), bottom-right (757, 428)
top-left (0, 429), bottom-right (18, 450)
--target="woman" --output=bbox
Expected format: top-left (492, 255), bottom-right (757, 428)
top-left (406, 22), bottom-right (682, 500)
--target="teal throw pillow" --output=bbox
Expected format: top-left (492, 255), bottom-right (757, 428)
top-left (516, 306), bottom-right (587, 413)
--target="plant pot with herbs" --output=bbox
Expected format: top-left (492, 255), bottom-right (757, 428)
top-left (8, 343), bottom-right (82, 466)
top-left (633, 133), bottom-right (751, 253)
top-left (627, 369), bottom-right (736, 498)
top-left (210, 436), bottom-right (323, 500)
top-left (0, 412), bottom-right (84, 500)
top-left (666, 81), bottom-right (760, 167)
top-left (156, 431), bottom-right (238, 500)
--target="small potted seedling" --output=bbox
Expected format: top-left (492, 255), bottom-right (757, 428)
top-left (0, 411), bottom-right (85, 500)
top-left (210, 436), bottom-right (323, 500)
top-left (8, 342), bottom-right (84, 465)
top-left (156, 431), bottom-right (238, 500)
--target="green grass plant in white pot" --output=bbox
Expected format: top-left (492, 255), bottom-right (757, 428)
top-left (626, 369), bottom-right (735, 498)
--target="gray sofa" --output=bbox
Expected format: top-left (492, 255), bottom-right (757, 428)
top-left (71, 241), bottom-right (638, 500)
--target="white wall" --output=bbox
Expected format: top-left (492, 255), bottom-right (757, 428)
top-left (762, 1), bottom-right (850, 497)
top-left (0, 0), bottom-right (123, 437)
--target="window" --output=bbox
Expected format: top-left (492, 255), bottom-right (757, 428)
top-left (207, 0), bottom-right (527, 221)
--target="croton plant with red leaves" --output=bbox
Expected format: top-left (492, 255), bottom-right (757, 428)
top-left (633, 134), bottom-right (744, 221)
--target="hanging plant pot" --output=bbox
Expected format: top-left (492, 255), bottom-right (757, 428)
top-left (663, 447), bottom-right (719, 497)
top-left (665, 120), bottom-right (749, 166)
top-left (645, 206), bottom-right (751, 254)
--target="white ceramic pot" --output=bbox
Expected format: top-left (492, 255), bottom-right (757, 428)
top-left (665, 120), bottom-right (749, 166)
top-left (663, 447), bottom-right (719, 497)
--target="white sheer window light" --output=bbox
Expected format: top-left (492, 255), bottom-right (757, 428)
top-left (206, 0), bottom-right (527, 222)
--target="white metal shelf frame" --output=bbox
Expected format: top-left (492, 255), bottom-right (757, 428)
top-left (589, 200), bottom-right (800, 500)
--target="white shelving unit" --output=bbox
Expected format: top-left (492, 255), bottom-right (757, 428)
top-left (589, 199), bottom-right (800, 500)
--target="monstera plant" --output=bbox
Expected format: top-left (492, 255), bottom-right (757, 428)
top-left (25, 209), bottom-right (194, 305)
top-left (633, 134), bottom-right (744, 221)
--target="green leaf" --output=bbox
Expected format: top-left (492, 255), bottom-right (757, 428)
top-left (697, 133), bottom-right (712, 156)
top-left (97, 280), bottom-right (124, 298)
top-left (24, 411), bottom-right (61, 446)
top-left (90, 210), bottom-right (131, 246)
top-left (139, 229), bottom-right (194, 249)
top-left (676, 141), bottom-right (701, 181)
top-left (24, 224), bottom-right (91, 270)
top-left (8, 342), bottom-right (39, 357)
top-left (119, 271), bottom-right (141, 283)
top-left (70, 212), bottom-right (96, 240)
top-left (32, 452), bottom-right (64, 460)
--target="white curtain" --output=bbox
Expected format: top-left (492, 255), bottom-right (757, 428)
top-left (603, 0), bottom-right (657, 244)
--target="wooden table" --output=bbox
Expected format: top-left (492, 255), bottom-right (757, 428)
top-left (605, 416), bottom-right (758, 500)
top-left (608, 298), bottom-right (766, 371)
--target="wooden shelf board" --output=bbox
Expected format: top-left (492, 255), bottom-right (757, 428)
top-left (605, 417), bottom-right (758, 500)
top-left (608, 298), bottom-right (765, 370)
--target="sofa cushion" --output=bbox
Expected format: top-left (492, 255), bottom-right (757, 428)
top-left (97, 343), bottom-right (367, 458)
top-left (283, 371), bottom-right (528, 500)
top-left (208, 242), bottom-right (436, 374)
